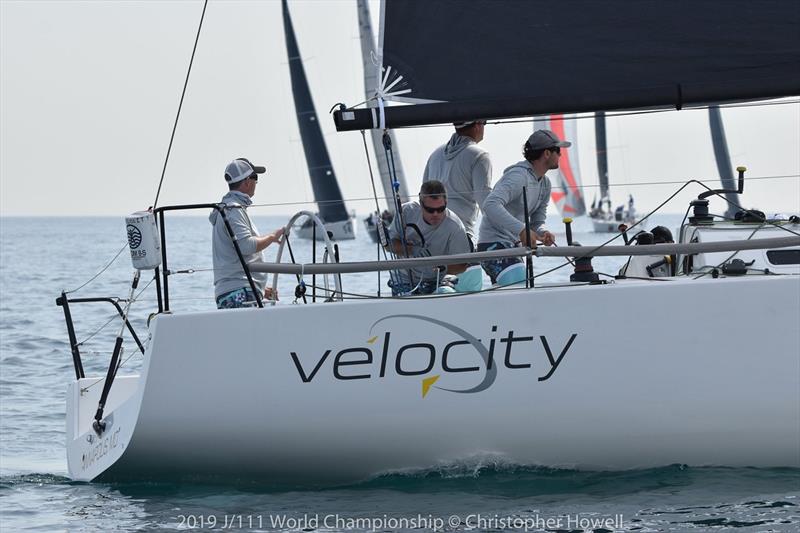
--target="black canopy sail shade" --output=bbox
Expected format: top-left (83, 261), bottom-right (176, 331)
top-left (334, 0), bottom-right (800, 131)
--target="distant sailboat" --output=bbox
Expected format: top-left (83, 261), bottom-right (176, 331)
top-left (357, 0), bottom-right (409, 243)
top-left (534, 115), bottom-right (586, 218)
top-left (282, 0), bottom-right (355, 240)
top-left (589, 112), bottom-right (639, 232)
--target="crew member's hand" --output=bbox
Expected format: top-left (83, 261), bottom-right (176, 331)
top-left (273, 227), bottom-right (286, 240)
top-left (540, 231), bottom-right (556, 246)
top-left (264, 287), bottom-right (279, 301)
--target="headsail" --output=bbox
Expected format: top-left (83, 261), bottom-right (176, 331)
top-left (282, 0), bottom-right (349, 223)
top-left (334, 0), bottom-right (800, 131)
top-left (357, 0), bottom-right (409, 207)
top-left (534, 115), bottom-right (586, 217)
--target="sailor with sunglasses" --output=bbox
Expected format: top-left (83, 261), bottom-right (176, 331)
top-left (387, 180), bottom-right (474, 295)
top-left (477, 130), bottom-right (570, 286)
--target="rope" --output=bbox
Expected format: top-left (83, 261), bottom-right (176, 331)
top-left (532, 179), bottom-right (704, 279)
top-left (692, 223), bottom-right (766, 280)
top-left (65, 242), bottom-right (128, 294)
top-left (152, 0), bottom-right (209, 209)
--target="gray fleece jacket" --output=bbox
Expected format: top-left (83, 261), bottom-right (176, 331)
top-left (478, 161), bottom-right (550, 246)
top-left (422, 133), bottom-right (492, 238)
top-left (209, 190), bottom-right (267, 298)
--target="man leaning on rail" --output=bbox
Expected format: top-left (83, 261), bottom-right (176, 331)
top-left (386, 180), bottom-right (482, 296)
top-left (477, 129), bottom-right (567, 286)
top-left (209, 158), bottom-right (284, 309)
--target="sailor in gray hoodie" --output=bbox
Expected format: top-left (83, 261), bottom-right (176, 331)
top-left (422, 120), bottom-right (491, 243)
top-left (477, 130), bottom-right (570, 285)
top-left (209, 158), bottom-right (285, 309)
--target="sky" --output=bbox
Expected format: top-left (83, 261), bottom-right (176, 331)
top-left (1, 0), bottom-right (799, 218)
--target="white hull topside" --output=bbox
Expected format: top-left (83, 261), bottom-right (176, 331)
top-left (295, 217), bottom-right (356, 241)
top-left (67, 275), bottom-right (800, 484)
top-left (592, 217), bottom-right (642, 233)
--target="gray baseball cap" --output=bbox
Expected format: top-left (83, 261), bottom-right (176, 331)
top-left (453, 119), bottom-right (486, 129)
top-left (224, 158), bottom-right (265, 184)
top-left (527, 129), bottom-right (572, 150)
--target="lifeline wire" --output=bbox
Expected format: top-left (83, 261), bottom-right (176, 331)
top-left (66, 242), bottom-right (128, 294)
top-left (152, 0), bottom-right (209, 210)
top-left (246, 173), bottom-right (800, 210)
top-left (532, 179), bottom-right (702, 279)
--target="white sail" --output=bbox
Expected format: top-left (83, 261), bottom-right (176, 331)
top-left (357, 0), bottom-right (409, 207)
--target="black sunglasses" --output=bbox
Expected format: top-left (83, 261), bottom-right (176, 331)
top-left (548, 146), bottom-right (561, 154)
top-left (421, 202), bottom-right (447, 214)
top-left (249, 175), bottom-right (259, 182)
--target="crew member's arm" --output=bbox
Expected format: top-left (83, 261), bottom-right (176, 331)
top-left (471, 152), bottom-right (493, 213)
top-left (388, 238), bottom-right (414, 256)
top-left (446, 263), bottom-right (467, 275)
top-left (254, 227), bottom-right (285, 252)
top-left (529, 181), bottom-right (555, 246)
top-left (444, 222), bottom-right (471, 274)
top-left (483, 172), bottom-right (539, 246)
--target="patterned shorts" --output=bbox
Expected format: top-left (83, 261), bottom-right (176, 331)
top-left (388, 278), bottom-right (439, 297)
top-left (216, 288), bottom-right (258, 309)
top-left (477, 242), bottom-right (524, 285)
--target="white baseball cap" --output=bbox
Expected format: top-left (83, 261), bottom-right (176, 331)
top-left (224, 158), bottom-right (266, 184)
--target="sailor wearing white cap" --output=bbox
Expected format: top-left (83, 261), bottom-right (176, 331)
top-left (209, 158), bottom-right (285, 308)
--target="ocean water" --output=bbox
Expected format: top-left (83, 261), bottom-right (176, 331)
top-left (1, 214), bottom-right (798, 532)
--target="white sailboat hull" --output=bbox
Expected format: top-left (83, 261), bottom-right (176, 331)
top-left (295, 217), bottom-right (357, 241)
top-left (592, 216), bottom-right (644, 233)
top-left (66, 275), bottom-right (800, 483)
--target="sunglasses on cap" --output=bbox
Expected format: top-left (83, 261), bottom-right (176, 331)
top-left (421, 202), bottom-right (447, 214)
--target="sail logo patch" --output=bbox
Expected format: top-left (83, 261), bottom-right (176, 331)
top-left (127, 224), bottom-right (143, 249)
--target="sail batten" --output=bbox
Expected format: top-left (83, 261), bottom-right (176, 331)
top-left (335, 0), bottom-right (800, 131)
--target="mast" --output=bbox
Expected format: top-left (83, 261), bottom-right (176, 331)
top-left (708, 105), bottom-right (738, 218)
top-left (595, 112), bottom-right (610, 202)
top-left (357, 0), bottom-right (409, 208)
top-left (282, 0), bottom-right (349, 223)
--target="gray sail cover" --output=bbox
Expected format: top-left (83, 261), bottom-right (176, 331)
top-left (335, 0), bottom-right (800, 130)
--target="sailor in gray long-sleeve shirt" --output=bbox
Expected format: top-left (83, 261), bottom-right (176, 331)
top-left (422, 120), bottom-right (492, 242)
top-left (477, 130), bottom-right (571, 285)
top-left (209, 158), bottom-right (285, 308)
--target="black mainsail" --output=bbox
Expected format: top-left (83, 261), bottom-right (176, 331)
top-left (282, 0), bottom-right (349, 224)
top-left (334, 0), bottom-right (800, 131)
